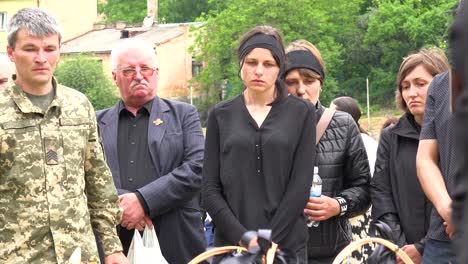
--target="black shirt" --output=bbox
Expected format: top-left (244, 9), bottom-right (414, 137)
top-left (117, 100), bottom-right (157, 212)
top-left (420, 72), bottom-right (455, 241)
top-left (202, 94), bottom-right (316, 252)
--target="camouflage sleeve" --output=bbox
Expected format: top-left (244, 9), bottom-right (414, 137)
top-left (83, 100), bottom-right (123, 256)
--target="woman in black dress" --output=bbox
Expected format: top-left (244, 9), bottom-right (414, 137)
top-left (202, 25), bottom-right (316, 263)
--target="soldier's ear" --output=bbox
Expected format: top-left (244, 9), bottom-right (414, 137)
top-left (6, 45), bottom-right (15, 63)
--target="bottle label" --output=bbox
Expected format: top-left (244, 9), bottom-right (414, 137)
top-left (310, 184), bottom-right (321, 197)
top-left (310, 191), bottom-right (321, 197)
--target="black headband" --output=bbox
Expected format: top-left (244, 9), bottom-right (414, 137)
top-left (238, 34), bottom-right (284, 69)
top-left (284, 50), bottom-right (325, 81)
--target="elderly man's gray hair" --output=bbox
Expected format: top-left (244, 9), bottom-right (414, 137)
top-left (7, 8), bottom-right (62, 49)
top-left (110, 38), bottom-right (158, 71)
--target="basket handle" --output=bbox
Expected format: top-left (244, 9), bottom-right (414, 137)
top-left (332, 237), bottom-right (414, 264)
top-left (188, 246), bottom-right (248, 264)
top-left (265, 242), bottom-right (278, 264)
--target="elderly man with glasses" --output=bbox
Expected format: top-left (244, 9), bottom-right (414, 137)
top-left (96, 38), bottom-right (206, 263)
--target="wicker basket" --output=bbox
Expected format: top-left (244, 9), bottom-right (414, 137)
top-left (189, 243), bottom-right (280, 264)
top-left (332, 237), bottom-right (414, 264)
top-left (188, 246), bottom-right (248, 264)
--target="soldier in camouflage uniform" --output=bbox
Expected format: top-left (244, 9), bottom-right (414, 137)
top-left (0, 8), bottom-right (128, 264)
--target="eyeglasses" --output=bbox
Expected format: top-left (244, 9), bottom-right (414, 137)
top-left (116, 67), bottom-right (156, 78)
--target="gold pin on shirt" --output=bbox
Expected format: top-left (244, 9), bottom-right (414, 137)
top-left (153, 118), bottom-right (163, 126)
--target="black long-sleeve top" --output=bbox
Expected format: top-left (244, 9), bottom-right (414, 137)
top-left (202, 94), bottom-right (316, 252)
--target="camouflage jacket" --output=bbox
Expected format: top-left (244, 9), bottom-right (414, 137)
top-left (0, 79), bottom-right (122, 263)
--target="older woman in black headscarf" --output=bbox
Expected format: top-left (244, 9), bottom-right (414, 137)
top-left (284, 39), bottom-right (371, 263)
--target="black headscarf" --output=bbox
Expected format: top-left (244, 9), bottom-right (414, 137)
top-left (238, 33), bottom-right (285, 74)
top-left (284, 50), bottom-right (325, 81)
top-left (238, 33), bottom-right (287, 104)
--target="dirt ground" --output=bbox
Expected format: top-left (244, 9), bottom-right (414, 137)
top-left (202, 108), bottom-right (402, 141)
top-left (360, 109), bottom-right (401, 140)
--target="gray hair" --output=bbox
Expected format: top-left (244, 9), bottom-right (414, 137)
top-left (7, 8), bottom-right (62, 49)
top-left (110, 38), bottom-right (158, 70)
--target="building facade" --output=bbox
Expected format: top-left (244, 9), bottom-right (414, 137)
top-left (0, 0), bottom-right (98, 50)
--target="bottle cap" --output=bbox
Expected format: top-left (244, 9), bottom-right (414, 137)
top-left (313, 166), bottom-right (319, 174)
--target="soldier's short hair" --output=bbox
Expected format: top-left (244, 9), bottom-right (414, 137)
top-left (7, 8), bottom-right (62, 49)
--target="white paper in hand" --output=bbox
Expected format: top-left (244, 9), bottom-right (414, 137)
top-left (127, 225), bottom-right (168, 264)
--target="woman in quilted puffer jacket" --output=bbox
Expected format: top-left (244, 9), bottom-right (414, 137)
top-left (283, 39), bottom-right (371, 264)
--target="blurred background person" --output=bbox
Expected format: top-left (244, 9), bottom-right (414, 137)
top-left (202, 26), bottom-right (316, 264)
top-left (0, 54), bottom-right (15, 91)
top-left (371, 48), bottom-right (449, 264)
top-left (284, 39), bottom-right (371, 263)
top-left (330, 96), bottom-right (377, 175)
top-left (330, 96), bottom-right (377, 263)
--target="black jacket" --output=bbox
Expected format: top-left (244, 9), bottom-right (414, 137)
top-left (307, 103), bottom-right (371, 260)
top-left (97, 97), bottom-right (207, 263)
top-left (371, 113), bottom-right (431, 254)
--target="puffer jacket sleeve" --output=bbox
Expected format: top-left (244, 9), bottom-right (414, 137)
top-left (337, 114), bottom-right (371, 217)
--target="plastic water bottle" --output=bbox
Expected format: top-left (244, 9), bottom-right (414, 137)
top-left (307, 166), bottom-right (322, 227)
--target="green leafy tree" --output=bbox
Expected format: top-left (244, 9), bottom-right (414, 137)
top-left (98, 0), bottom-right (147, 24)
top-left (360, 0), bottom-right (456, 106)
top-left (159, 0), bottom-right (210, 23)
top-left (98, 0), bottom-right (212, 24)
top-left (192, 0), bottom-right (366, 118)
top-left (55, 56), bottom-right (119, 110)
top-left (97, 0), bottom-right (458, 114)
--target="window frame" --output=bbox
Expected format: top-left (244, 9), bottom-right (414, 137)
top-left (0, 12), bottom-right (7, 31)
top-left (191, 59), bottom-right (202, 77)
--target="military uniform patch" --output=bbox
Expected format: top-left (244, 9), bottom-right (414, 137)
top-left (46, 149), bottom-right (58, 165)
top-left (44, 136), bottom-right (59, 165)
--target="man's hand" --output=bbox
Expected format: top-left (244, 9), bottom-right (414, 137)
top-left (438, 200), bottom-right (455, 239)
top-left (444, 220), bottom-right (455, 239)
top-left (135, 216), bottom-right (153, 231)
top-left (304, 195), bottom-right (340, 221)
top-left (397, 244), bottom-right (421, 264)
top-left (119, 193), bottom-right (146, 230)
top-left (104, 252), bottom-right (129, 264)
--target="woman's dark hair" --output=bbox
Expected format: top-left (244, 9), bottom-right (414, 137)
top-left (237, 25), bottom-right (286, 104)
top-left (395, 48), bottom-right (449, 112)
top-left (332, 96), bottom-right (367, 134)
